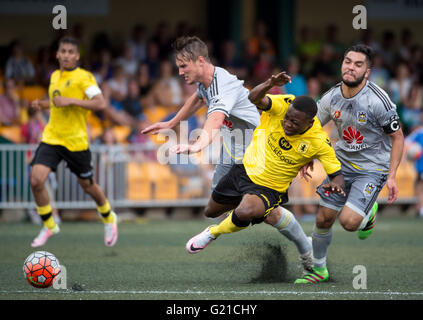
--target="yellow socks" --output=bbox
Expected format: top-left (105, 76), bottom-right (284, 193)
top-left (209, 210), bottom-right (249, 238)
top-left (37, 204), bottom-right (57, 230)
top-left (97, 200), bottom-right (114, 224)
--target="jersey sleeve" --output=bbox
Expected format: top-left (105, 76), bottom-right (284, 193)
top-left (207, 81), bottom-right (239, 118)
top-left (79, 71), bottom-right (101, 99)
top-left (316, 92), bottom-right (332, 126)
top-left (265, 94), bottom-right (295, 117)
top-left (315, 138), bottom-right (342, 176)
top-left (372, 94), bottom-right (401, 134)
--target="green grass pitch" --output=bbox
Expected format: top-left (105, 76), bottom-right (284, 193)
top-left (1, 216), bottom-right (422, 300)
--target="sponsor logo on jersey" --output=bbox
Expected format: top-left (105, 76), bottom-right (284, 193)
top-left (278, 137), bottom-right (292, 150)
top-left (223, 119), bottom-right (233, 129)
top-left (342, 127), bottom-right (370, 150)
top-left (364, 183), bottom-right (375, 196)
top-left (297, 141), bottom-right (310, 154)
top-left (357, 111), bottom-right (367, 124)
top-left (334, 110), bottom-right (341, 119)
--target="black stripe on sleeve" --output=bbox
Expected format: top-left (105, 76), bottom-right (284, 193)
top-left (368, 83), bottom-right (392, 112)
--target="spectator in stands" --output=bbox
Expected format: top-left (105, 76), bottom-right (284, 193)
top-left (388, 62), bottom-right (412, 106)
top-left (219, 40), bottom-right (247, 80)
top-left (323, 24), bottom-right (346, 60)
top-left (128, 24), bottom-right (148, 63)
top-left (21, 106), bottom-right (45, 144)
top-left (107, 65), bottom-right (128, 102)
top-left (310, 44), bottom-right (337, 90)
top-left (5, 40), bottom-right (35, 84)
top-left (284, 56), bottom-right (307, 96)
top-left (245, 20), bottom-right (276, 64)
top-left (92, 48), bottom-right (114, 85)
top-left (150, 59), bottom-right (183, 108)
top-left (296, 25), bottom-right (322, 75)
top-left (358, 28), bottom-right (381, 53)
top-left (121, 77), bottom-right (146, 126)
top-left (34, 47), bottom-right (56, 87)
top-left (151, 21), bottom-right (173, 60)
top-left (115, 42), bottom-right (138, 77)
top-left (397, 28), bottom-right (413, 62)
top-left (368, 54), bottom-right (390, 91)
top-left (399, 81), bottom-right (423, 136)
top-left (409, 45), bottom-right (423, 83)
top-left (378, 30), bottom-right (396, 73)
top-left (0, 78), bottom-right (21, 126)
top-left (306, 77), bottom-right (321, 101)
top-left (143, 41), bottom-right (161, 81)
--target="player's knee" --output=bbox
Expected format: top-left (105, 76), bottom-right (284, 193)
top-left (264, 207), bottom-right (281, 225)
top-left (315, 212), bottom-right (336, 229)
top-left (30, 175), bottom-right (45, 191)
top-left (339, 216), bottom-right (360, 232)
top-left (234, 206), bottom-right (256, 221)
top-left (203, 205), bottom-right (216, 218)
top-left (78, 178), bottom-right (95, 192)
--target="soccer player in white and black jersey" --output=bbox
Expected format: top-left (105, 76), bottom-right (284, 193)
top-left (142, 36), bottom-right (314, 273)
top-left (294, 44), bottom-right (404, 284)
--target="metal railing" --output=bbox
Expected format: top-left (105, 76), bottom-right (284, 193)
top-left (0, 144), bottom-right (417, 210)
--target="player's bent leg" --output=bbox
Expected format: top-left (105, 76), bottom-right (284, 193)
top-left (265, 207), bottom-right (313, 273)
top-left (295, 204), bottom-right (337, 284)
top-left (204, 197), bottom-right (237, 219)
top-left (78, 177), bottom-right (118, 247)
top-left (357, 201), bottom-right (378, 240)
top-left (186, 194), bottom-right (264, 254)
top-left (30, 164), bottom-right (60, 247)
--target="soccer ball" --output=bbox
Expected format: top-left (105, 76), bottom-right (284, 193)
top-left (23, 251), bottom-right (61, 288)
top-left (405, 142), bottom-right (423, 161)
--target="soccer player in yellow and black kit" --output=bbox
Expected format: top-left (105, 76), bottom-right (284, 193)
top-left (186, 72), bottom-right (345, 260)
top-left (30, 37), bottom-right (118, 247)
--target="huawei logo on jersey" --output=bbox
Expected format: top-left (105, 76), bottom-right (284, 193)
top-left (343, 127), bottom-right (363, 145)
top-left (223, 119), bottom-right (233, 129)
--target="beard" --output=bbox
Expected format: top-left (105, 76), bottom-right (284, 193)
top-left (342, 72), bottom-right (366, 88)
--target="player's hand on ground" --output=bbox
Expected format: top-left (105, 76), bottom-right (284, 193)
top-left (270, 71), bottom-right (292, 87)
top-left (299, 161), bottom-right (314, 182)
top-left (170, 144), bottom-right (200, 154)
top-left (141, 121), bottom-right (171, 135)
top-left (321, 182), bottom-right (346, 197)
top-left (53, 96), bottom-right (73, 107)
top-left (386, 178), bottom-right (398, 204)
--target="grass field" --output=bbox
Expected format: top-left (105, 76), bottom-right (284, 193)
top-left (1, 215), bottom-right (422, 300)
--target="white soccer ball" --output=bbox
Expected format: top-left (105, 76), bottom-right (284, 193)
top-left (406, 142), bottom-right (422, 161)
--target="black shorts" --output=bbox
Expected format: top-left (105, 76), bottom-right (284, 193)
top-left (212, 164), bottom-right (288, 216)
top-left (31, 142), bottom-right (94, 180)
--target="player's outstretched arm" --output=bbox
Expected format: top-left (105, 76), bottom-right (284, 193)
top-left (31, 99), bottom-right (50, 110)
top-left (52, 94), bottom-right (106, 111)
top-left (142, 92), bottom-right (202, 135)
top-left (386, 128), bottom-right (404, 204)
top-left (248, 71), bottom-right (291, 110)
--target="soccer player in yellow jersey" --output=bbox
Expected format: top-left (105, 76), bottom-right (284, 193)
top-left (186, 72), bottom-right (345, 257)
top-left (29, 37), bottom-right (118, 247)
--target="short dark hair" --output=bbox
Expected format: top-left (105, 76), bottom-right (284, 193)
top-left (58, 36), bottom-right (79, 50)
top-left (292, 95), bottom-right (317, 119)
top-left (172, 36), bottom-right (210, 62)
top-left (344, 44), bottom-right (373, 68)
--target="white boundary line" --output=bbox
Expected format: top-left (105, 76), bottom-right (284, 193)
top-left (1, 290), bottom-right (423, 296)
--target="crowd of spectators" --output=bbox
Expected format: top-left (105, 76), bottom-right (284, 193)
top-left (0, 21), bottom-right (422, 209)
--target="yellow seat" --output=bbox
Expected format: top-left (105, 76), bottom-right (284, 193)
top-left (112, 125), bottom-right (131, 144)
top-left (20, 86), bottom-right (47, 101)
top-left (0, 125), bottom-right (23, 143)
top-left (126, 162), bottom-right (152, 200)
top-left (144, 105), bottom-right (169, 124)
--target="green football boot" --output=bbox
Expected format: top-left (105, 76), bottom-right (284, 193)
top-left (358, 202), bottom-right (378, 240)
top-left (294, 266), bottom-right (329, 284)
